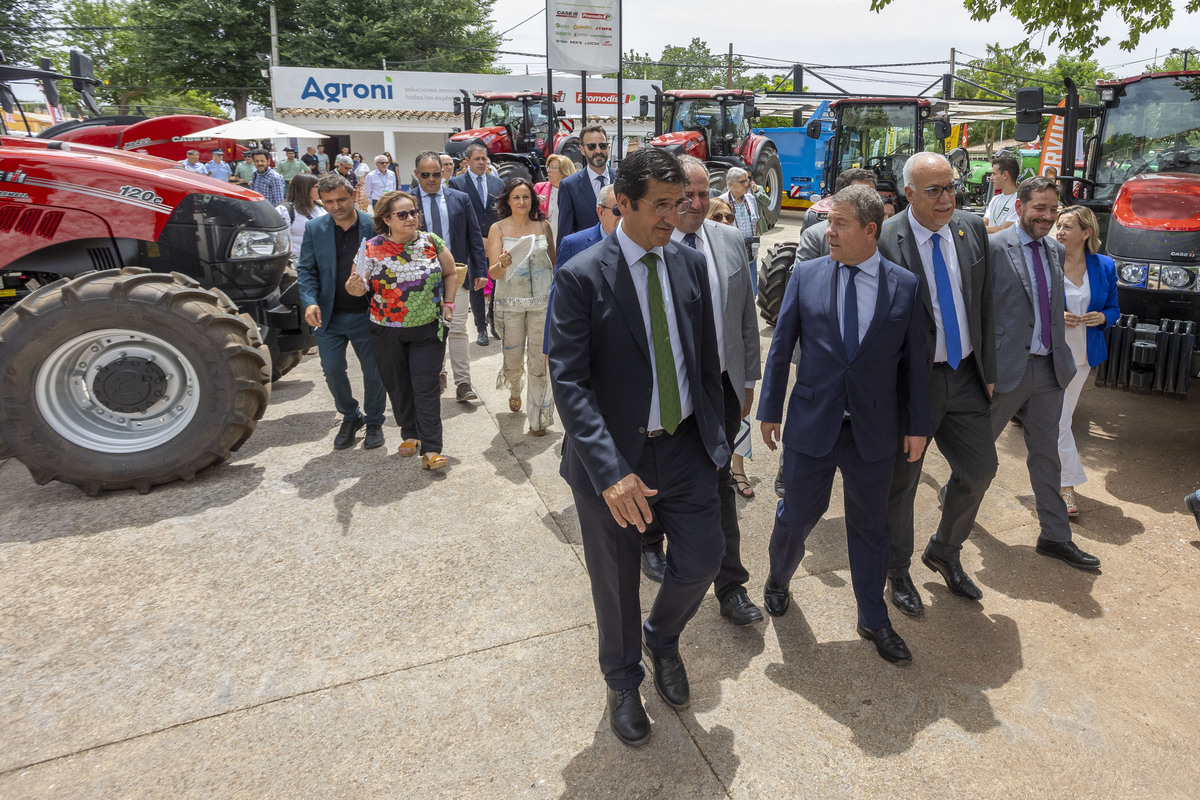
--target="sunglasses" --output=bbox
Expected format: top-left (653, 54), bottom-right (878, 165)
top-left (601, 204), bottom-right (621, 217)
top-left (585, 142), bottom-right (610, 151)
top-left (710, 213), bottom-right (735, 223)
top-left (417, 171), bottom-right (441, 179)
top-left (389, 209), bottom-right (419, 220)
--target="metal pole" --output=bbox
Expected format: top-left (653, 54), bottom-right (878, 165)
top-left (269, 4), bottom-right (279, 65)
top-left (949, 47), bottom-right (955, 83)
top-left (615, 0), bottom-right (623, 165)
top-left (727, 43), bottom-right (733, 88)
top-left (581, 71), bottom-right (587, 123)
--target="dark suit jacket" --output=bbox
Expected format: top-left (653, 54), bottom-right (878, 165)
top-left (557, 222), bottom-right (605, 269)
top-left (556, 166), bottom-right (616, 248)
top-left (548, 234), bottom-right (729, 495)
top-left (878, 210), bottom-right (995, 393)
top-left (449, 171), bottom-right (505, 236)
top-left (989, 226), bottom-right (1076, 392)
top-left (296, 210), bottom-right (375, 324)
top-left (757, 253), bottom-right (931, 463)
top-left (411, 185), bottom-right (488, 282)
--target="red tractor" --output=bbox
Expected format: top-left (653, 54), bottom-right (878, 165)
top-left (0, 58), bottom-right (310, 494)
top-left (647, 88), bottom-right (783, 227)
top-left (445, 90), bottom-right (583, 183)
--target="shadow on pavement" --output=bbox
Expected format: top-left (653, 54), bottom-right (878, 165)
top-left (234, 410), bottom-right (341, 460)
top-left (972, 528), bottom-right (1103, 617)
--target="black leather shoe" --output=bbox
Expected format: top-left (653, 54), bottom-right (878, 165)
top-left (642, 642), bottom-right (690, 709)
top-left (774, 466), bottom-right (785, 498)
top-left (857, 624), bottom-right (912, 663)
top-left (719, 591), bottom-right (764, 626)
top-left (363, 424), bottom-right (384, 449)
top-left (763, 580), bottom-right (791, 617)
top-left (921, 547), bottom-right (983, 600)
top-left (1035, 538), bottom-right (1101, 570)
top-left (333, 415), bottom-right (364, 450)
top-left (476, 331), bottom-right (489, 346)
top-left (888, 573), bottom-right (925, 616)
top-left (606, 688), bottom-right (650, 747)
top-left (641, 548), bottom-right (666, 583)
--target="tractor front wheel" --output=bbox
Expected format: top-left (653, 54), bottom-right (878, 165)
top-left (756, 241), bottom-right (798, 326)
top-left (753, 147), bottom-right (783, 229)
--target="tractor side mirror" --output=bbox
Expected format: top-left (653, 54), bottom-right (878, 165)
top-left (557, 107), bottom-right (566, 117)
top-left (806, 117), bottom-right (821, 140)
top-left (69, 49), bottom-right (100, 116)
top-left (933, 118), bottom-right (951, 142)
top-left (40, 57), bottom-right (59, 107)
top-left (453, 97), bottom-right (462, 114)
top-left (744, 99), bottom-right (756, 120)
top-left (1015, 86), bottom-right (1044, 142)
top-left (639, 95), bottom-right (649, 117)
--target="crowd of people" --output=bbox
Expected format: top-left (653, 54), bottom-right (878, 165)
top-left (274, 126), bottom-right (1130, 748)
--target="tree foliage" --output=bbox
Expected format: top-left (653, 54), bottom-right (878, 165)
top-left (611, 38), bottom-right (755, 90)
top-left (0, 0), bottom-right (55, 61)
top-left (872, 0), bottom-right (1200, 64)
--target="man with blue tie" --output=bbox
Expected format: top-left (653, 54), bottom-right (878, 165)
top-left (556, 124), bottom-right (616, 248)
top-left (548, 148), bottom-right (729, 747)
top-left (410, 151), bottom-right (488, 402)
top-left (878, 153), bottom-right (998, 614)
top-left (449, 143), bottom-right (505, 346)
top-left (987, 177), bottom-right (1099, 570)
top-left (758, 185), bottom-right (930, 664)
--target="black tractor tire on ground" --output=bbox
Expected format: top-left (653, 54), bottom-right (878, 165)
top-left (496, 161), bottom-right (534, 185)
top-left (757, 241), bottom-right (798, 326)
top-left (266, 265), bottom-right (304, 381)
top-left (0, 267), bottom-right (270, 495)
top-left (708, 163), bottom-right (730, 196)
top-left (560, 139), bottom-right (584, 171)
top-left (753, 147), bottom-right (783, 229)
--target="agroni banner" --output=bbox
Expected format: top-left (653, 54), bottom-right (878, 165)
top-left (272, 67), bottom-right (650, 116)
top-left (546, 0), bottom-right (620, 74)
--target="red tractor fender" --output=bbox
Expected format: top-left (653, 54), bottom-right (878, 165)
top-left (741, 132), bottom-right (774, 168)
top-left (552, 132), bottom-right (579, 154)
top-left (116, 115), bottom-right (240, 163)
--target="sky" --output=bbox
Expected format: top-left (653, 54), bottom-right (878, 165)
top-left (489, 0), bottom-right (1200, 92)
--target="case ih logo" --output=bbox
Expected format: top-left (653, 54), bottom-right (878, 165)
top-left (582, 12), bottom-right (611, 19)
top-left (555, 10), bottom-right (577, 17)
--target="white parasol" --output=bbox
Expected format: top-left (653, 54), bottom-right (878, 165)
top-left (180, 115), bottom-right (325, 141)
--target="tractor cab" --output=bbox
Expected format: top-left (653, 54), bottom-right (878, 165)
top-left (446, 90), bottom-right (579, 183)
top-left (653, 89), bottom-right (756, 166)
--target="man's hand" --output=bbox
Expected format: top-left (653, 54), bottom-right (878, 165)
top-left (986, 383), bottom-right (994, 398)
top-left (903, 435), bottom-right (927, 463)
top-left (761, 422), bottom-right (781, 451)
top-left (304, 304), bottom-right (322, 329)
top-left (473, 277), bottom-right (488, 290)
top-left (741, 387), bottom-right (755, 420)
top-left (602, 473), bottom-right (658, 532)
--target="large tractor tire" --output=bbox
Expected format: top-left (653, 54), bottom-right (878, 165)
top-left (708, 163), bottom-right (730, 196)
top-left (757, 241), bottom-right (798, 326)
top-left (0, 268), bottom-right (270, 495)
top-left (560, 139), bottom-right (584, 171)
top-left (496, 161), bottom-right (534, 185)
top-left (266, 265), bottom-right (304, 381)
top-left (753, 146), bottom-right (783, 229)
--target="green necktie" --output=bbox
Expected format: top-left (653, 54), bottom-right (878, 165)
top-left (641, 253), bottom-right (682, 434)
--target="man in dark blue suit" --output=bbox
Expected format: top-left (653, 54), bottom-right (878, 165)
top-left (296, 173), bottom-right (386, 450)
top-left (548, 149), bottom-right (728, 747)
top-left (556, 124), bottom-right (616, 249)
top-left (410, 151), bottom-right (488, 402)
top-left (758, 185), bottom-right (931, 664)
top-left (449, 142), bottom-right (505, 345)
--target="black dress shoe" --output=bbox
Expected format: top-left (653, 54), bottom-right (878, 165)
top-left (719, 591), bottom-right (764, 626)
top-left (333, 415), bottom-right (364, 450)
top-left (857, 624), bottom-right (912, 663)
top-left (476, 331), bottom-right (489, 346)
top-left (363, 424), bottom-right (384, 449)
top-left (888, 573), bottom-right (925, 616)
top-left (763, 580), bottom-right (791, 617)
top-left (774, 466), bottom-right (785, 499)
top-left (1035, 538), bottom-right (1101, 570)
top-left (642, 642), bottom-right (690, 709)
top-left (921, 547), bottom-right (983, 600)
top-left (641, 548), bottom-right (666, 583)
top-left (606, 688), bottom-right (650, 747)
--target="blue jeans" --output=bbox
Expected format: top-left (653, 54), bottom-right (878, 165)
top-left (314, 311), bottom-right (386, 425)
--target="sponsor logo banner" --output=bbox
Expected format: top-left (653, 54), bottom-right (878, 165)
top-left (546, 0), bottom-right (619, 73)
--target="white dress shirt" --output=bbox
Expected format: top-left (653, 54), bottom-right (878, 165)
top-left (835, 250), bottom-right (881, 349)
top-left (907, 207), bottom-right (973, 364)
top-left (671, 225), bottom-right (726, 375)
top-left (586, 165), bottom-right (610, 198)
top-left (364, 168), bottom-right (396, 203)
top-left (616, 222), bottom-right (694, 431)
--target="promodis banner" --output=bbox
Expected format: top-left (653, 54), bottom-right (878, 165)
top-left (546, 0), bottom-right (620, 74)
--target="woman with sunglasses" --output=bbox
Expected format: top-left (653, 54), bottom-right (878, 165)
top-left (345, 190), bottom-right (458, 470)
top-left (486, 178), bottom-right (557, 435)
top-left (706, 198), bottom-right (755, 498)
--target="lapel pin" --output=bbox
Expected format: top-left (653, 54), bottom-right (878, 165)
top-left (958, 230), bottom-right (964, 237)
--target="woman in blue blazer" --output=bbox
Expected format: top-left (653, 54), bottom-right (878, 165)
top-left (1055, 206), bottom-right (1120, 516)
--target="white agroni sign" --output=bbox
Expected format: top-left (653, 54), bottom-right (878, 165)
top-left (546, 0), bottom-right (620, 74)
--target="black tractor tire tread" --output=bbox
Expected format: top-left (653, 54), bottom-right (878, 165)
top-left (754, 147), bottom-right (783, 230)
top-left (756, 241), bottom-right (798, 326)
top-left (0, 267), bottom-right (270, 495)
top-left (708, 163), bottom-right (730, 196)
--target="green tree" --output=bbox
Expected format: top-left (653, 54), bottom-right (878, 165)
top-left (0, 0), bottom-right (56, 62)
top-left (1145, 48), bottom-right (1200, 71)
top-left (52, 0), bottom-right (158, 113)
top-left (611, 39), bottom-right (747, 90)
top-left (871, 0), bottom-right (1199, 64)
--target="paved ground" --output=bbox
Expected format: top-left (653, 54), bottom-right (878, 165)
top-left (2, 212), bottom-right (1199, 798)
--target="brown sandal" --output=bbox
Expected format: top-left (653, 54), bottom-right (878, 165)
top-left (397, 439), bottom-right (420, 457)
top-left (509, 396), bottom-right (522, 413)
top-left (732, 470), bottom-right (754, 498)
top-left (422, 452), bottom-right (448, 470)
top-left (529, 428), bottom-right (546, 437)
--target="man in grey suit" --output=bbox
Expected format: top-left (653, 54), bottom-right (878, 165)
top-left (878, 152), bottom-right (999, 614)
top-left (987, 177), bottom-right (1100, 569)
top-left (668, 155), bottom-right (764, 625)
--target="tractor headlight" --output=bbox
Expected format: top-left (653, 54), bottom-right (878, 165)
top-left (1159, 265), bottom-right (1196, 290)
top-left (230, 228), bottom-right (290, 260)
top-left (1116, 260), bottom-right (1147, 286)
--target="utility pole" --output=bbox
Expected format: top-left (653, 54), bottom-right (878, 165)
top-left (269, 4), bottom-right (279, 66)
top-left (949, 47), bottom-right (955, 81)
top-left (727, 43), bottom-right (733, 88)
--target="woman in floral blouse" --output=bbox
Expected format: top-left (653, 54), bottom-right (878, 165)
top-left (346, 190), bottom-right (458, 470)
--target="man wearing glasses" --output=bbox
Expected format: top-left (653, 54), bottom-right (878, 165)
top-left (556, 124), bottom-right (616, 248)
top-left (878, 152), bottom-right (997, 616)
top-left (547, 149), bottom-right (729, 747)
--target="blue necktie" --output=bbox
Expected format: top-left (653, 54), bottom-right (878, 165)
top-left (682, 232), bottom-right (698, 249)
top-left (429, 193), bottom-right (444, 241)
top-left (930, 233), bottom-right (962, 369)
top-left (843, 265), bottom-right (860, 361)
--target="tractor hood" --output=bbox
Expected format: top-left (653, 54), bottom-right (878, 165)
top-left (650, 131), bottom-right (706, 159)
top-left (445, 126), bottom-right (511, 158)
top-left (447, 126), bottom-right (507, 144)
top-left (1113, 173), bottom-right (1200, 233)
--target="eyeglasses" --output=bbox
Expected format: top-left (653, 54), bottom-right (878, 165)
top-left (584, 142), bottom-right (609, 151)
top-left (710, 213), bottom-right (735, 223)
top-left (650, 198), bottom-right (692, 217)
top-left (918, 183), bottom-right (957, 200)
top-left (389, 209), bottom-right (419, 220)
top-left (601, 204), bottom-right (621, 217)
top-left (731, 178), bottom-right (750, 185)
top-left (417, 171), bottom-right (441, 179)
